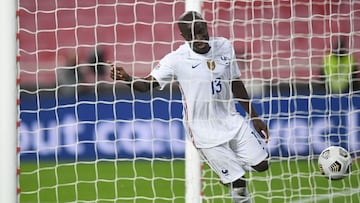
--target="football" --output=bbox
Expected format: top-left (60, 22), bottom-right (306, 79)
top-left (318, 146), bottom-right (352, 180)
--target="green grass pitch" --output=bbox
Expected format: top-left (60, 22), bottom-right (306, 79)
top-left (20, 158), bottom-right (359, 203)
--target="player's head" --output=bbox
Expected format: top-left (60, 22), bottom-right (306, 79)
top-left (178, 11), bottom-right (211, 54)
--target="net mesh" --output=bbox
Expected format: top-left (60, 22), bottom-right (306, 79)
top-left (18, 0), bottom-right (360, 202)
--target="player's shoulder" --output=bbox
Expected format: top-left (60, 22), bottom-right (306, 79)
top-left (159, 44), bottom-right (188, 66)
top-left (165, 44), bottom-right (189, 59)
top-left (211, 37), bottom-right (233, 50)
top-left (212, 36), bottom-right (231, 43)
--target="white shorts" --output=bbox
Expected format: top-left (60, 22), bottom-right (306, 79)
top-left (198, 123), bottom-right (268, 184)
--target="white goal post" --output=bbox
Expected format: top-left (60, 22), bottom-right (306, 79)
top-left (17, 0), bottom-right (360, 203)
top-left (184, 1), bottom-right (202, 203)
top-left (0, 0), bottom-right (18, 202)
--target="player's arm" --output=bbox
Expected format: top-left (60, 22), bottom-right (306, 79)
top-left (110, 64), bottom-right (159, 92)
top-left (231, 79), bottom-right (269, 142)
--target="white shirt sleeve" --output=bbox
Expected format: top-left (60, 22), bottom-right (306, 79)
top-left (150, 57), bottom-right (175, 90)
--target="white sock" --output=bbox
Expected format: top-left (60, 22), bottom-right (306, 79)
top-left (231, 187), bottom-right (252, 203)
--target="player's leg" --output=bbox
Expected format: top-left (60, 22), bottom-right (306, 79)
top-left (228, 126), bottom-right (269, 203)
top-left (251, 158), bottom-right (269, 172)
top-left (230, 177), bottom-right (251, 203)
top-left (228, 160), bottom-right (269, 203)
top-left (198, 144), bottom-right (252, 203)
top-left (219, 176), bottom-right (251, 203)
top-left (229, 128), bottom-right (269, 172)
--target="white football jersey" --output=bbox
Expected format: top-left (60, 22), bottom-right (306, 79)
top-left (151, 37), bottom-right (247, 148)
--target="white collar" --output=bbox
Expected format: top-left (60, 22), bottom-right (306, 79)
top-left (185, 38), bottom-right (216, 60)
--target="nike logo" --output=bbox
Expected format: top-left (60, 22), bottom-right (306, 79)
top-left (192, 63), bottom-right (201, 69)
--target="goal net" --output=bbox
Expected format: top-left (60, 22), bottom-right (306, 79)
top-left (18, 0), bottom-right (360, 202)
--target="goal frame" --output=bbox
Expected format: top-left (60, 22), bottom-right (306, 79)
top-left (184, 2), bottom-right (202, 203)
top-left (0, 0), bottom-right (18, 202)
top-left (15, 0), bottom-right (360, 202)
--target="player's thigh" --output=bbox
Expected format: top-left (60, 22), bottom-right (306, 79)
top-left (199, 144), bottom-right (245, 184)
top-left (230, 127), bottom-right (268, 166)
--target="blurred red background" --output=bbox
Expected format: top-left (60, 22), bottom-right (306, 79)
top-left (18, 0), bottom-right (360, 86)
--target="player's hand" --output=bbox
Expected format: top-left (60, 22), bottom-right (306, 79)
top-left (109, 63), bottom-right (131, 81)
top-left (252, 118), bottom-right (269, 143)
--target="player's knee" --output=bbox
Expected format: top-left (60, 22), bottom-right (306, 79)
top-left (251, 160), bottom-right (269, 172)
top-left (232, 177), bottom-right (246, 188)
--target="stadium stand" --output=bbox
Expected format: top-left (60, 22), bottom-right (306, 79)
top-left (19, 0), bottom-right (360, 87)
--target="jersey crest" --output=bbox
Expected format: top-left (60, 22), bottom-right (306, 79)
top-left (207, 60), bottom-right (216, 70)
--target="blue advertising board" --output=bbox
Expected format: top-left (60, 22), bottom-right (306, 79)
top-left (19, 91), bottom-right (360, 160)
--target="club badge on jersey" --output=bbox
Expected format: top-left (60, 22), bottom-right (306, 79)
top-left (207, 60), bottom-right (216, 70)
